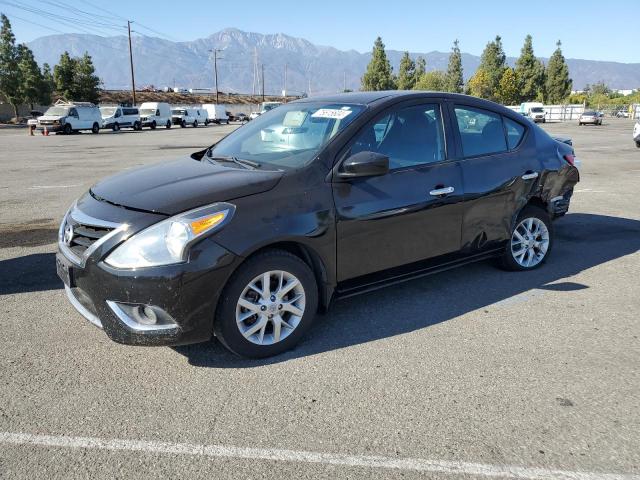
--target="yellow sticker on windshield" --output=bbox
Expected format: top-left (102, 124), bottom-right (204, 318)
top-left (311, 109), bottom-right (352, 120)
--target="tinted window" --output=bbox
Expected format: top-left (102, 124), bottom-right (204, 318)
top-left (504, 117), bottom-right (525, 149)
top-left (351, 104), bottom-right (446, 169)
top-left (455, 106), bottom-right (507, 157)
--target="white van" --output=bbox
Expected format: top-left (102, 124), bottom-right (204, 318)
top-left (100, 105), bottom-right (141, 131)
top-left (520, 102), bottom-right (546, 123)
top-left (37, 101), bottom-right (102, 134)
top-left (202, 104), bottom-right (229, 124)
top-left (139, 102), bottom-right (172, 129)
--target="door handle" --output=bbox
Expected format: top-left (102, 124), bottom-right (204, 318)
top-left (429, 186), bottom-right (455, 196)
top-left (521, 172), bottom-right (539, 180)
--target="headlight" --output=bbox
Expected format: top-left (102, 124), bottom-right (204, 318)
top-left (105, 202), bottom-right (235, 269)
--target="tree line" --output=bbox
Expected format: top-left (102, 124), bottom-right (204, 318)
top-left (0, 14), bottom-right (100, 119)
top-left (361, 35), bottom-right (573, 105)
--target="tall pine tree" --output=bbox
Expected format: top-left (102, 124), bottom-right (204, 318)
top-left (545, 41), bottom-right (572, 104)
top-left (17, 44), bottom-right (44, 109)
top-left (0, 14), bottom-right (21, 118)
top-left (415, 56), bottom-right (426, 79)
top-left (514, 35), bottom-right (545, 102)
top-left (54, 51), bottom-right (77, 100)
top-left (361, 37), bottom-right (395, 91)
top-left (40, 63), bottom-right (54, 105)
top-left (445, 39), bottom-right (464, 93)
top-left (396, 51), bottom-right (416, 90)
top-left (477, 35), bottom-right (506, 101)
top-left (74, 52), bottom-right (100, 103)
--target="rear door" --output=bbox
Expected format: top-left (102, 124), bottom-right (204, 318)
top-left (333, 100), bottom-right (465, 281)
top-left (450, 104), bottom-right (540, 252)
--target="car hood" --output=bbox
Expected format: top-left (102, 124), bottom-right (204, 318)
top-left (90, 157), bottom-right (284, 215)
top-left (38, 115), bottom-right (64, 121)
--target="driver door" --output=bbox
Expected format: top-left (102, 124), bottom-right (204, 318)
top-left (333, 101), bottom-right (464, 281)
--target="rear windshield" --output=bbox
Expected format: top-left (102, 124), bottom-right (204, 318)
top-left (530, 107), bottom-right (544, 112)
top-left (583, 111), bottom-right (596, 115)
top-left (139, 109), bottom-right (156, 115)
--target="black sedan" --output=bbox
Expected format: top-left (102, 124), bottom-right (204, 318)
top-left (57, 92), bottom-right (579, 358)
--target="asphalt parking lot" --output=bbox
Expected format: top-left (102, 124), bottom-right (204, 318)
top-left (0, 118), bottom-right (639, 479)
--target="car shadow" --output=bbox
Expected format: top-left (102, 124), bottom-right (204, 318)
top-left (0, 252), bottom-right (62, 295)
top-left (174, 213), bottom-right (640, 368)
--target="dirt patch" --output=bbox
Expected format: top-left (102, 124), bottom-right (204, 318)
top-left (0, 219), bottom-right (58, 248)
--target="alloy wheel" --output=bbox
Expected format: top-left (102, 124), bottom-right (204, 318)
top-left (235, 270), bottom-right (306, 346)
top-left (510, 217), bottom-right (549, 268)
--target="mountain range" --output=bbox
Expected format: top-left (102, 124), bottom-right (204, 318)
top-left (27, 28), bottom-right (640, 95)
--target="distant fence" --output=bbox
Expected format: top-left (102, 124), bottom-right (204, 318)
top-left (505, 104), bottom-right (585, 121)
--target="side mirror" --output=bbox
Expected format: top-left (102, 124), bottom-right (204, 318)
top-left (338, 151), bottom-right (389, 178)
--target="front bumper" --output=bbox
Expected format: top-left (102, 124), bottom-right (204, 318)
top-left (37, 124), bottom-right (63, 132)
top-left (58, 195), bottom-right (240, 346)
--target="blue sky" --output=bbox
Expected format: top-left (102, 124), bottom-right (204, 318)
top-left (2, 0), bottom-right (637, 62)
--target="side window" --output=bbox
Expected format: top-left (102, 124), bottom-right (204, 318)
top-left (156, 109), bottom-right (160, 116)
top-left (69, 108), bottom-right (78, 118)
top-left (115, 109), bottom-right (121, 118)
top-left (454, 106), bottom-right (507, 157)
top-left (350, 104), bottom-right (446, 170)
top-left (503, 117), bottom-right (525, 149)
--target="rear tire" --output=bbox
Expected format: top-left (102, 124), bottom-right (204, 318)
top-left (91, 122), bottom-right (100, 134)
top-left (498, 206), bottom-right (553, 271)
top-left (214, 250), bottom-right (318, 358)
top-left (193, 120), bottom-right (198, 128)
top-left (133, 121), bottom-right (141, 131)
top-left (636, 141), bottom-right (640, 148)
top-left (166, 120), bottom-right (172, 129)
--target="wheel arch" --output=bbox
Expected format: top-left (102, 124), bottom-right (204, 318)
top-left (229, 241), bottom-right (333, 312)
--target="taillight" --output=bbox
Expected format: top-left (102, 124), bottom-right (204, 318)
top-left (563, 154), bottom-right (575, 166)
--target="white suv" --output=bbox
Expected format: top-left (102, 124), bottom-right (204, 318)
top-left (633, 120), bottom-right (640, 148)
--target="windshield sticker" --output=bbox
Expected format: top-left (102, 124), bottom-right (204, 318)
top-left (312, 109), bottom-right (352, 120)
top-left (283, 111), bottom-right (307, 127)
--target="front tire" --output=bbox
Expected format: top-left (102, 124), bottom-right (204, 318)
top-left (635, 141), bottom-right (640, 148)
top-left (214, 250), bottom-right (318, 358)
top-left (150, 121), bottom-right (157, 130)
top-left (499, 206), bottom-right (553, 271)
top-left (63, 123), bottom-right (72, 135)
top-left (112, 122), bottom-right (120, 132)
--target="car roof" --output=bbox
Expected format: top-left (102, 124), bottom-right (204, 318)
top-left (292, 91), bottom-right (521, 117)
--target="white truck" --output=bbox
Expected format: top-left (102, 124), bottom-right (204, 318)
top-left (100, 105), bottom-right (141, 131)
top-left (249, 101), bottom-right (282, 120)
top-left (202, 104), bottom-right (229, 124)
top-left (139, 102), bottom-right (172, 129)
top-left (519, 102), bottom-right (546, 123)
top-left (37, 100), bottom-right (102, 134)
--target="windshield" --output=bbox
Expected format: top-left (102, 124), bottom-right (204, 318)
top-left (44, 106), bottom-right (69, 116)
top-left (583, 111), bottom-right (596, 116)
top-left (139, 109), bottom-right (156, 115)
top-left (531, 107), bottom-right (544, 112)
top-left (100, 107), bottom-right (117, 116)
top-left (209, 102), bottom-right (365, 169)
top-left (172, 109), bottom-right (187, 115)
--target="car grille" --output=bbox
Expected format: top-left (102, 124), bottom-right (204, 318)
top-left (64, 217), bottom-right (116, 258)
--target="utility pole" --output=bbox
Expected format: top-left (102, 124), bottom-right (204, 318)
top-left (209, 49), bottom-right (222, 104)
top-left (283, 63), bottom-right (287, 99)
top-left (261, 64), bottom-right (265, 101)
top-left (343, 71), bottom-right (346, 92)
top-left (127, 20), bottom-right (136, 105)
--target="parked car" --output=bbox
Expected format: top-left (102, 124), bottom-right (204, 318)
top-left (139, 102), bottom-right (172, 129)
top-left (520, 102), bottom-right (546, 123)
top-left (578, 110), bottom-right (602, 126)
top-left (27, 110), bottom-right (43, 129)
top-left (56, 92), bottom-right (579, 358)
top-left (633, 120), bottom-right (640, 148)
top-left (100, 106), bottom-right (141, 131)
top-left (172, 107), bottom-right (209, 127)
top-left (38, 101), bottom-right (102, 134)
top-left (235, 112), bottom-right (248, 123)
top-left (616, 110), bottom-right (630, 118)
top-left (202, 104), bottom-right (229, 124)
top-left (249, 101), bottom-right (283, 121)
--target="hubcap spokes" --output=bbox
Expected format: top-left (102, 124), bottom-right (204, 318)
top-left (511, 217), bottom-right (549, 268)
top-left (236, 270), bottom-right (306, 346)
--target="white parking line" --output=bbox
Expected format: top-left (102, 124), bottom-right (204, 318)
top-left (29, 184), bottom-right (83, 189)
top-left (0, 432), bottom-right (637, 479)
